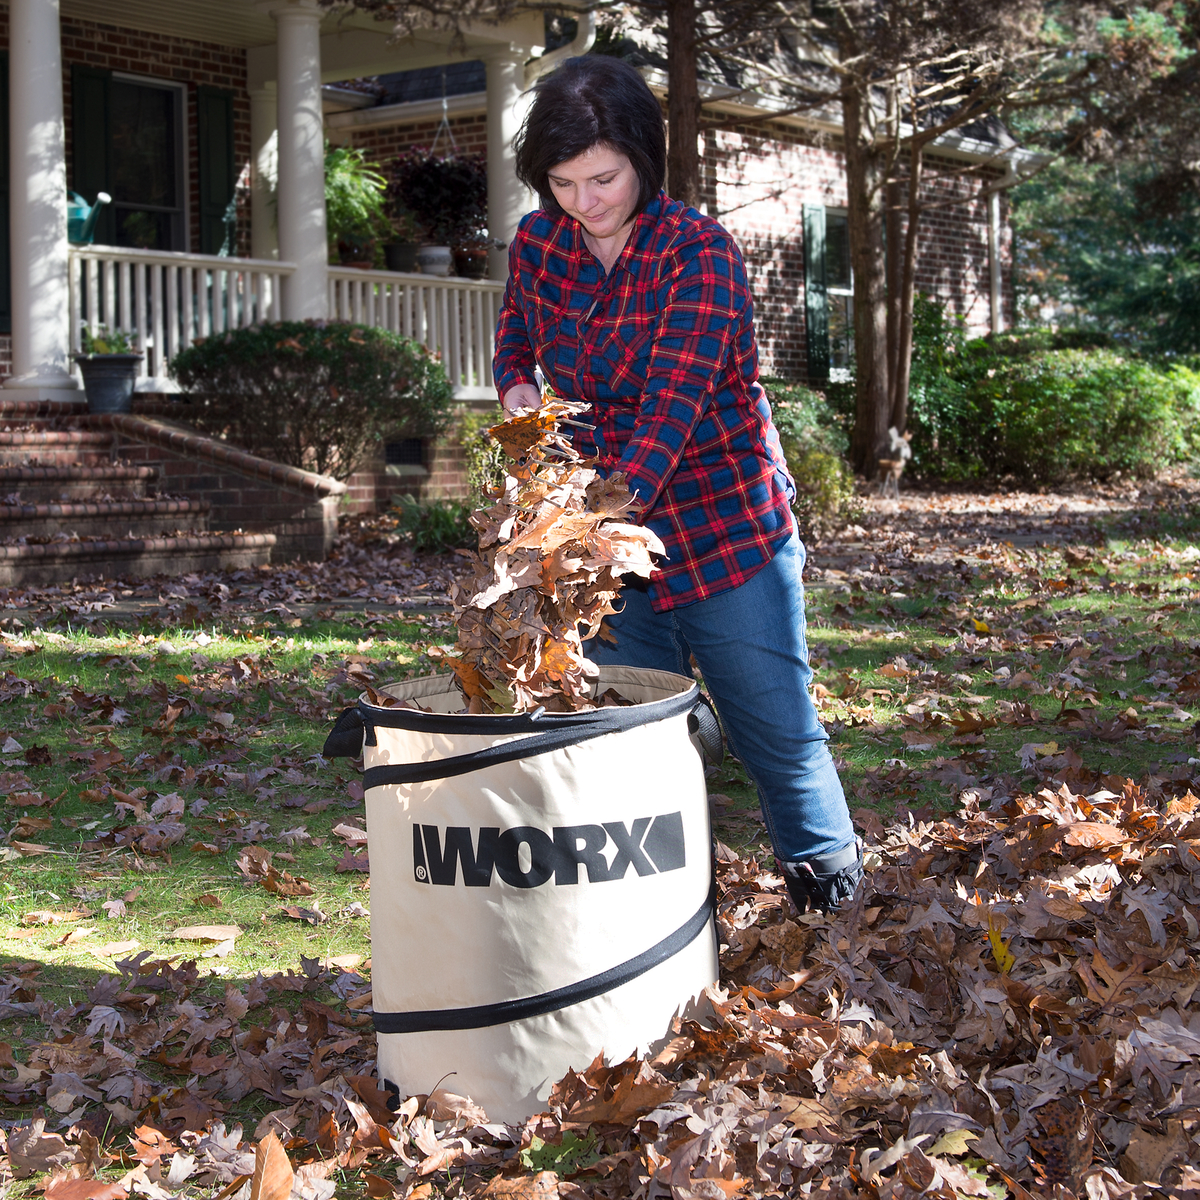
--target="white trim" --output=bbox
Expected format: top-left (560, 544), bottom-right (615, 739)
top-left (325, 89), bottom-right (486, 132)
top-left (110, 71), bottom-right (190, 253)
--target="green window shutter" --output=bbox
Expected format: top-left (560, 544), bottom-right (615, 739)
top-left (803, 203), bottom-right (829, 384)
top-left (197, 87), bottom-right (235, 255)
top-left (0, 53), bottom-right (10, 335)
top-left (71, 65), bottom-right (114, 246)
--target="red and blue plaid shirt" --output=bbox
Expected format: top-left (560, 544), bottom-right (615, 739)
top-left (494, 192), bottom-right (795, 612)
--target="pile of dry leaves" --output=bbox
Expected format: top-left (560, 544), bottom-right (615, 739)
top-left (4, 773), bottom-right (1200, 1199)
top-left (430, 400), bottom-right (662, 712)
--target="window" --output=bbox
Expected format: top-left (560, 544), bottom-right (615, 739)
top-left (109, 77), bottom-right (185, 251)
top-left (803, 205), bottom-right (855, 384)
top-left (73, 68), bottom-right (235, 254)
top-left (824, 212), bottom-right (854, 380)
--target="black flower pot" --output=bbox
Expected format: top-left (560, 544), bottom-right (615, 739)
top-left (74, 353), bottom-right (143, 414)
top-left (384, 242), bottom-right (419, 272)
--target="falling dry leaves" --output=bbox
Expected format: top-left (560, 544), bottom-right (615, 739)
top-left (427, 399), bottom-right (664, 712)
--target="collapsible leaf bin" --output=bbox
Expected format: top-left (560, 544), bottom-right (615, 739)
top-left (324, 665), bottom-right (720, 1123)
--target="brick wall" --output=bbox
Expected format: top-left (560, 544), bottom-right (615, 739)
top-left (344, 113), bottom-right (487, 168)
top-left (111, 432), bottom-right (340, 561)
top-left (0, 9), bottom-right (254, 259)
top-left (343, 438), bottom-right (471, 512)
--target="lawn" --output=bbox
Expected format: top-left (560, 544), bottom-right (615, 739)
top-left (1, 476), bottom-right (1198, 1199)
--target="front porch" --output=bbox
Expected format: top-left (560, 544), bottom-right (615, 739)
top-left (2, 0), bottom-right (541, 408)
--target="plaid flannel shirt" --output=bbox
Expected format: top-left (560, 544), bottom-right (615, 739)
top-left (494, 192), bottom-right (795, 612)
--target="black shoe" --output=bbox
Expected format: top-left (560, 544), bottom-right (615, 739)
top-left (782, 839), bottom-right (863, 913)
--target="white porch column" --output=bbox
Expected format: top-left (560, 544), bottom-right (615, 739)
top-left (249, 84), bottom-right (279, 261)
top-left (6, 0), bottom-right (77, 396)
top-left (267, 0), bottom-right (327, 317)
top-left (483, 47), bottom-right (532, 281)
top-left (987, 189), bottom-right (1004, 336)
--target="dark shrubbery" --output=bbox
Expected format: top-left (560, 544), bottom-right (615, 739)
top-left (391, 495), bottom-right (476, 554)
top-left (762, 378), bottom-right (860, 538)
top-left (170, 321), bottom-right (454, 481)
top-left (908, 296), bottom-right (1200, 484)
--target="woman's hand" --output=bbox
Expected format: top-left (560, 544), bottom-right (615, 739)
top-left (502, 383), bottom-right (542, 416)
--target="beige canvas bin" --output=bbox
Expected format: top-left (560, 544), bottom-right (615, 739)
top-left (331, 665), bottom-right (719, 1124)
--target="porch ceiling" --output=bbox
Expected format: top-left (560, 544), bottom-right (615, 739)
top-left (59, 0), bottom-right (384, 50)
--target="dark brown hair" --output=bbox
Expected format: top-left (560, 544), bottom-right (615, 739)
top-left (513, 56), bottom-right (666, 216)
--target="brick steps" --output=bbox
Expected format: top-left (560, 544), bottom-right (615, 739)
top-left (0, 399), bottom-right (345, 578)
top-left (0, 497), bottom-right (211, 539)
top-left (0, 464), bottom-right (158, 503)
top-left (0, 428), bottom-right (115, 467)
top-left (0, 532), bottom-right (277, 586)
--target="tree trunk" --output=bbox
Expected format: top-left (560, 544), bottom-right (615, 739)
top-left (665, 0), bottom-right (700, 209)
top-left (890, 142), bottom-right (924, 434)
top-left (843, 87), bottom-right (891, 475)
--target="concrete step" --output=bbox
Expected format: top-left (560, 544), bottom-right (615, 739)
top-left (0, 464), bottom-right (158, 503)
top-left (0, 531), bottom-right (276, 586)
top-left (0, 497), bottom-right (210, 539)
top-left (0, 428), bottom-right (115, 466)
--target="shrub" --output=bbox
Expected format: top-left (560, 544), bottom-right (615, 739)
top-left (392, 495), bottom-right (476, 554)
top-left (907, 296), bottom-right (1200, 483)
top-left (457, 405), bottom-right (507, 500)
top-left (968, 349), bottom-right (1200, 483)
top-left (170, 321), bottom-right (454, 481)
top-left (762, 378), bottom-right (859, 538)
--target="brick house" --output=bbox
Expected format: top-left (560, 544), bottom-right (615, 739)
top-left (0, 0), bottom-right (1016, 560)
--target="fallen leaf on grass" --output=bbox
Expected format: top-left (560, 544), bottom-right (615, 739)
top-left (172, 924), bottom-right (241, 943)
top-left (481, 1172), bottom-right (561, 1200)
top-left (7, 1119), bottom-right (83, 1177)
top-left (22, 908), bottom-right (88, 926)
top-left (280, 905), bottom-right (327, 926)
top-left (336, 849), bottom-right (370, 873)
top-left (92, 940), bottom-right (139, 957)
top-left (194, 894), bottom-right (222, 908)
top-left (249, 1132), bottom-right (293, 1200)
top-left (43, 1174), bottom-right (127, 1200)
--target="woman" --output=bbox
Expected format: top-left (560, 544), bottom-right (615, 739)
top-left (493, 55), bottom-right (861, 913)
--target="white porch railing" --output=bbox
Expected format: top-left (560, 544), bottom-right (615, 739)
top-left (67, 247), bottom-right (506, 400)
top-left (68, 246), bottom-right (295, 387)
top-left (329, 267), bottom-right (504, 401)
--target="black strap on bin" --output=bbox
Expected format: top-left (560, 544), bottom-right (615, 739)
top-left (371, 880), bottom-right (716, 1035)
top-left (359, 686), bottom-right (700, 788)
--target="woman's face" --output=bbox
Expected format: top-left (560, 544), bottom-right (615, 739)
top-left (547, 145), bottom-right (639, 241)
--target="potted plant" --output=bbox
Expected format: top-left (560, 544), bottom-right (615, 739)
top-left (324, 144), bottom-right (390, 268)
top-left (390, 149), bottom-right (487, 277)
top-left (383, 200), bottom-right (420, 273)
top-left (452, 231), bottom-right (490, 280)
top-left (74, 326), bottom-right (143, 413)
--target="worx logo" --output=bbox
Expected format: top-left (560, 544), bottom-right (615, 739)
top-left (412, 812), bottom-right (686, 888)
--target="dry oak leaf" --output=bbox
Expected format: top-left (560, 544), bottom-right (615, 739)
top-left (43, 1174), bottom-right (128, 1200)
top-left (1120, 1120), bottom-right (1190, 1185)
top-left (563, 1059), bottom-right (674, 1127)
top-left (7, 1119), bottom-right (84, 1177)
top-left (481, 1171), bottom-right (562, 1200)
top-left (171, 924), bottom-right (241, 943)
top-left (249, 1132), bottom-right (293, 1200)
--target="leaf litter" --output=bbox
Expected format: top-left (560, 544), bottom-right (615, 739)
top-left (1, 776), bottom-right (1199, 1197)
top-left (1, 463), bottom-right (1199, 1196)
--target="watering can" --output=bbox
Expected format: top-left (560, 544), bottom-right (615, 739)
top-left (67, 191), bottom-right (111, 245)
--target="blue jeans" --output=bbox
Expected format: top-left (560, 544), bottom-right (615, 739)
top-left (585, 530), bottom-right (856, 863)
